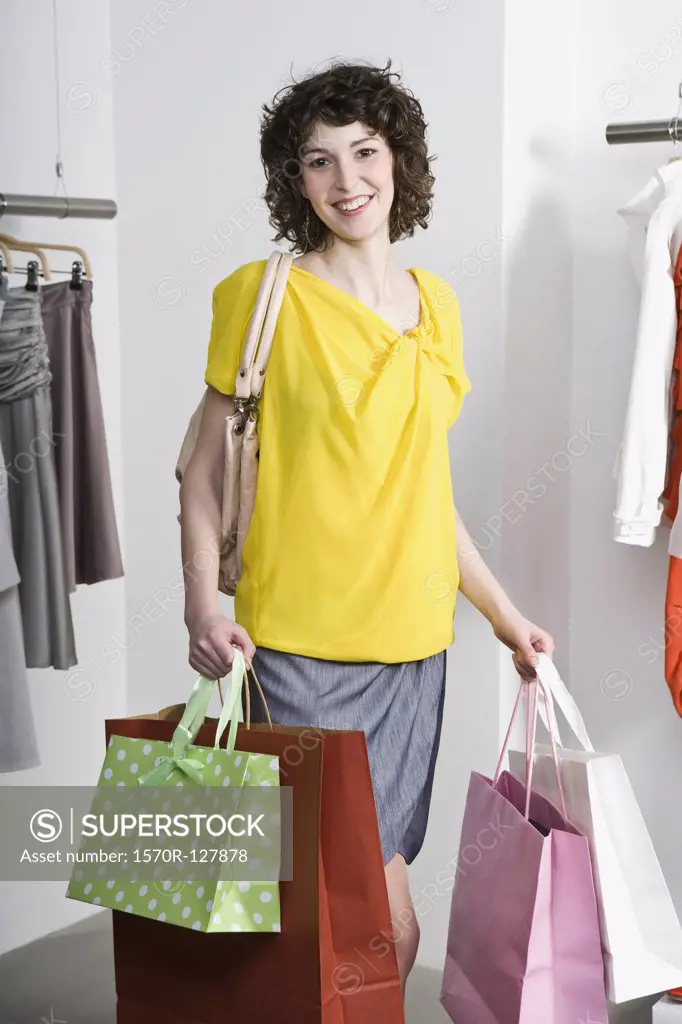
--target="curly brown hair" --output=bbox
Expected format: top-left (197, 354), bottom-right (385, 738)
top-left (259, 59), bottom-right (436, 254)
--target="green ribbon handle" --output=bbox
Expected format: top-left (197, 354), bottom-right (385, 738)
top-left (138, 648), bottom-right (247, 786)
top-left (213, 647), bottom-right (246, 756)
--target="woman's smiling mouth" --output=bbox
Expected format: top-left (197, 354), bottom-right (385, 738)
top-left (333, 194), bottom-right (375, 216)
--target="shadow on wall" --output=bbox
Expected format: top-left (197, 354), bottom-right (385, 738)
top-left (500, 188), bottom-right (574, 663)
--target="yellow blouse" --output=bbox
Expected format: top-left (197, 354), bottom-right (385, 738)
top-left (204, 259), bottom-right (471, 663)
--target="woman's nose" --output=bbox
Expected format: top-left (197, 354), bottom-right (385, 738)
top-left (333, 159), bottom-right (360, 193)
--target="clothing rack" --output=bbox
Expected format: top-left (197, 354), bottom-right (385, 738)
top-left (606, 120), bottom-right (682, 145)
top-left (606, 82), bottom-right (682, 145)
top-left (0, 194), bottom-right (117, 219)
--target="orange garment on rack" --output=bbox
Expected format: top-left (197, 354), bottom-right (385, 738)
top-left (661, 242), bottom-right (682, 522)
top-left (663, 242), bottom-right (682, 716)
top-left (664, 551), bottom-right (682, 717)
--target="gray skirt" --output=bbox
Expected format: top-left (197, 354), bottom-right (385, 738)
top-left (0, 433), bottom-right (40, 772)
top-left (0, 288), bottom-right (76, 670)
top-left (40, 281), bottom-right (123, 592)
top-left (248, 645), bottom-right (447, 866)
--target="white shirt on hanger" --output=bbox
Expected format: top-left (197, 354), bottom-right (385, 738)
top-left (613, 159), bottom-right (682, 546)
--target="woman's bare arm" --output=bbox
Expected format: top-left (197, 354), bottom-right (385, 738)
top-left (454, 504), bottom-right (554, 678)
top-left (453, 505), bottom-right (514, 625)
top-left (180, 385), bottom-right (255, 677)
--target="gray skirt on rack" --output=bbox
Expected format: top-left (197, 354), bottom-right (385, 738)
top-left (0, 288), bottom-right (76, 670)
top-left (248, 645), bottom-right (447, 866)
top-left (0, 431), bottom-right (40, 772)
top-left (40, 280), bottom-right (123, 592)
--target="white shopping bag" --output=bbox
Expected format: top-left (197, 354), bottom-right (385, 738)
top-left (508, 653), bottom-right (682, 1005)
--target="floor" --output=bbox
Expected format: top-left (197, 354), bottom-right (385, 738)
top-left (0, 914), bottom-right (116, 1024)
top-left (655, 995), bottom-right (682, 1022)
top-left (0, 911), bottom-right (451, 1024)
top-left (3, 915), bottom-right (675, 1024)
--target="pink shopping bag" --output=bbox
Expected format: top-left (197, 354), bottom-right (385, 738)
top-left (440, 673), bottom-right (608, 1024)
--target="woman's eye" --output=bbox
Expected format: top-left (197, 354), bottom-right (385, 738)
top-left (308, 149), bottom-right (376, 169)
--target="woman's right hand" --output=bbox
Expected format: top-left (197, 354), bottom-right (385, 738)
top-left (187, 611), bottom-right (256, 680)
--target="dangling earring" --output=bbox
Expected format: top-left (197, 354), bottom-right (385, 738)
top-left (302, 202), bottom-right (313, 253)
top-left (395, 203), bottom-right (405, 239)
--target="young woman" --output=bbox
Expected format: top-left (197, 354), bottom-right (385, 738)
top-left (180, 59), bottom-right (554, 997)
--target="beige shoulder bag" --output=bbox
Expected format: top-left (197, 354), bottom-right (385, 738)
top-left (176, 250), bottom-right (294, 596)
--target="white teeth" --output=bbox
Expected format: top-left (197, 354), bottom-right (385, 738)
top-left (336, 196), bottom-right (371, 211)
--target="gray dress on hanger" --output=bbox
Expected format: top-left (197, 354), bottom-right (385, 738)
top-left (0, 287), bottom-right (40, 771)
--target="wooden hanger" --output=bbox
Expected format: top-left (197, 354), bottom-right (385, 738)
top-left (0, 240), bottom-right (14, 274)
top-left (0, 234), bottom-right (52, 281)
top-left (0, 233), bottom-right (92, 279)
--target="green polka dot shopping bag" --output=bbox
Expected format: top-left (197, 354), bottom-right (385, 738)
top-left (66, 648), bottom-right (281, 933)
top-left (67, 644), bottom-right (405, 1023)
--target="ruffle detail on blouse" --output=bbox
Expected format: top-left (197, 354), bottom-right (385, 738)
top-left (411, 272), bottom-right (472, 426)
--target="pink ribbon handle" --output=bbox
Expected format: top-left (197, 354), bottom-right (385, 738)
top-left (493, 668), bottom-right (568, 822)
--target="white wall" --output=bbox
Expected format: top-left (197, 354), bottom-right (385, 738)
top-left (499, 0), bottom-right (682, 933)
top-left (569, 0), bottom-right (682, 911)
top-left (111, 0), bottom-right (505, 976)
top-left (499, 0), bottom-right (577, 738)
top-left (0, 0), bottom-right (126, 955)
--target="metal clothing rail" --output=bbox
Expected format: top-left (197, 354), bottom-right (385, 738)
top-left (0, 193), bottom-right (117, 219)
top-left (606, 82), bottom-right (682, 145)
top-left (606, 120), bottom-right (682, 145)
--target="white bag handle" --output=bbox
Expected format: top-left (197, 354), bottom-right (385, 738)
top-left (533, 652), bottom-right (595, 753)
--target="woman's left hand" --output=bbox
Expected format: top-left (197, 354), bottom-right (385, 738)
top-left (490, 606), bottom-right (555, 680)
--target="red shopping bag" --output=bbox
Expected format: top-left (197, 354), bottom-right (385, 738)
top-left (106, 708), bottom-right (404, 1023)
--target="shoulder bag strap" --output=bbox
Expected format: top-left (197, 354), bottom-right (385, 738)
top-left (234, 250), bottom-right (294, 400)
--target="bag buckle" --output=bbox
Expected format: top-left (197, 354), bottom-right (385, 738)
top-left (232, 395), bottom-right (259, 434)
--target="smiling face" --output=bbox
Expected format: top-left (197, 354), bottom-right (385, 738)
top-left (298, 121), bottom-right (395, 245)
